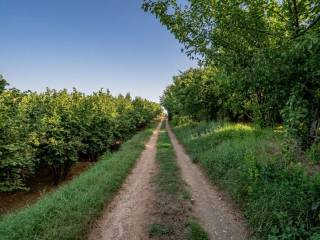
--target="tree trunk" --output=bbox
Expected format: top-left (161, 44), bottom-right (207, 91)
top-left (52, 166), bottom-right (62, 185)
top-left (287, 0), bottom-right (300, 36)
top-left (62, 160), bottom-right (73, 180)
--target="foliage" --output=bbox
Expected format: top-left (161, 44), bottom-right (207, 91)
top-left (0, 87), bottom-right (161, 191)
top-left (0, 90), bottom-right (35, 191)
top-left (144, 0), bottom-right (320, 148)
top-left (0, 123), bottom-right (156, 240)
top-left (172, 121), bottom-right (320, 239)
top-left (306, 142), bottom-right (320, 163)
top-left (0, 75), bottom-right (7, 93)
top-left (161, 68), bottom-right (255, 122)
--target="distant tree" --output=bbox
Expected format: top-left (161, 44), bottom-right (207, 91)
top-left (0, 74), bottom-right (8, 93)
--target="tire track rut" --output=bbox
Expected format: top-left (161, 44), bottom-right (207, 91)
top-left (167, 122), bottom-right (249, 240)
top-left (89, 121), bottom-right (162, 240)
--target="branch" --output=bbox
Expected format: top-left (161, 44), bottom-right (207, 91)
top-left (294, 14), bottom-right (320, 38)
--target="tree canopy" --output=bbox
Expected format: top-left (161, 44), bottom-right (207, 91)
top-left (0, 75), bottom-right (7, 93)
top-left (144, 0), bottom-right (320, 148)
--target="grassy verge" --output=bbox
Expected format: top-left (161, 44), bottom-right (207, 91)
top-left (149, 124), bottom-right (208, 240)
top-left (172, 121), bottom-right (320, 240)
top-left (0, 123), bottom-right (158, 240)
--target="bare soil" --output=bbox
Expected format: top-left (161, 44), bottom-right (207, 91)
top-left (0, 161), bottom-right (92, 216)
top-left (88, 121), bottom-right (162, 240)
top-left (167, 123), bottom-right (249, 240)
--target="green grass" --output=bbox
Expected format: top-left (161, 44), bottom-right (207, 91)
top-left (154, 127), bottom-right (189, 199)
top-left (149, 223), bottom-right (174, 237)
top-left (0, 123), bottom-right (157, 240)
top-left (172, 121), bottom-right (320, 240)
top-left (186, 221), bottom-right (209, 240)
top-left (149, 125), bottom-right (208, 240)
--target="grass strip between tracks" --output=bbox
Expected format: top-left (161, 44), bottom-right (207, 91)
top-left (149, 123), bottom-right (208, 240)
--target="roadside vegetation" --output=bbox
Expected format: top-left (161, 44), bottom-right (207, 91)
top-left (149, 123), bottom-right (208, 240)
top-left (0, 76), bottom-right (161, 192)
top-left (144, 0), bottom-right (320, 150)
top-left (0, 123), bottom-right (157, 240)
top-left (172, 121), bottom-right (320, 240)
top-left (144, 1), bottom-right (320, 239)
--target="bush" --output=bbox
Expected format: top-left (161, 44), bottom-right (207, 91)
top-left (307, 142), bottom-right (320, 164)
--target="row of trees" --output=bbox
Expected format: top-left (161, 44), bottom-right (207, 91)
top-left (144, 0), bottom-right (320, 149)
top-left (0, 76), bottom-right (161, 192)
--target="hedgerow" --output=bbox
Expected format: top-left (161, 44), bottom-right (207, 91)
top-left (0, 88), bottom-right (161, 191)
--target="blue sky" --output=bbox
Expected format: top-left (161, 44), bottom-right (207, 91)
top-left (0, 0), bottom-right (195, 102)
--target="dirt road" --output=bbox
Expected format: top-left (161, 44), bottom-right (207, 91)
top-left (167, 123), bottom-right (249, 240)
top-left (89, 120), bottom-right (249, 240)
top-left (89, 121), bottom-right (162, 240)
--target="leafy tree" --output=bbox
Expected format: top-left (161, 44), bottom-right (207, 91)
top-left (144, 0), bottom-right (320, 147)
top-left (0, 74), bottom-right (8, 93)
top-left (0, 86), bottom-right (161, 191)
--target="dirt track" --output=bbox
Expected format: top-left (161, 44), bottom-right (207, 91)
top-left (89, 120), bottom-right (249, 240)
top-left (167, 123), bottom-right (249, 240)
top-left (89, 121), bottom-right (162, 240)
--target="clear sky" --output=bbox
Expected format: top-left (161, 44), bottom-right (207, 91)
top-left (0, 0), bottom-right (195, 102)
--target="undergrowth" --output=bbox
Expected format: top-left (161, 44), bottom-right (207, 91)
top-left (172, 121), bottom-right (320, 240)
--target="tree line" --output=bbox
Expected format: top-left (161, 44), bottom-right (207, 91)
top-left (143, 0), bottom-right (320, 149)
top-left (0, 75), bottom-right (161, 192)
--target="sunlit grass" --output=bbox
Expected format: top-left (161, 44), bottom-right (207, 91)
top-left (214, 123), bottom-right (254, 133)
top-left (172, 120), bottom-right (320, 240)
top-left (273, 125), bottom-right (285, 133)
